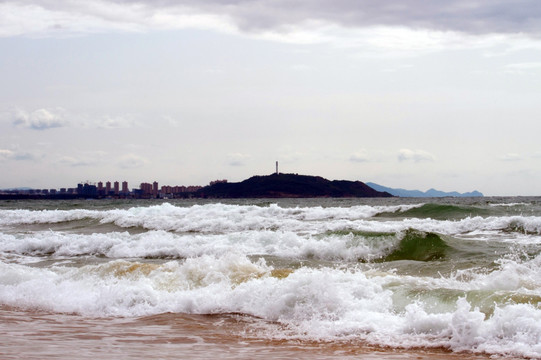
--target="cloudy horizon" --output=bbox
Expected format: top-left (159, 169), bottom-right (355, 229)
top-left (1, 1), bottom-right (541, 195)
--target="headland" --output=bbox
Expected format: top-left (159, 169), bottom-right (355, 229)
top-left (196, 173), bottom-right (393, 198)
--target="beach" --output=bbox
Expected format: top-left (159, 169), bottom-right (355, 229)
top-left (1, 308), bottom-right (492, 359)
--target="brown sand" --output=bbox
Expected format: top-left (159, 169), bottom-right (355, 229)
top-left (0, 307), bottom-right (496, 360)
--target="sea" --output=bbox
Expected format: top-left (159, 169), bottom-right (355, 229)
top-left (1, 197), bottom-right (541, 359)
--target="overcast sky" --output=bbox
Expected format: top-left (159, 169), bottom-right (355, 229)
top-left (1, 0), bottom-right (541, 195)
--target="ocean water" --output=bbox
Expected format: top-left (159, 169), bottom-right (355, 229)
top-left (1, 197), bottom-right (541, 359)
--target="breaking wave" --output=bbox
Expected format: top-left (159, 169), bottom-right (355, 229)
top-left (1, 203), bottom-right (541, 238)
top-left (1, 253), bottom-right (541, 358)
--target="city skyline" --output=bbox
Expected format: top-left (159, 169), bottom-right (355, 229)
top-left (0, 178), bottom-right (204, 199)
top-left (1, 1), bottom-right (541, 196)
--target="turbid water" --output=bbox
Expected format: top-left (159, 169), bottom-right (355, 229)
top-left (1, 197), bottom-right (540, 359)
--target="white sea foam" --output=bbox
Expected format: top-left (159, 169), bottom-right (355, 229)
top-left (0, 203), bottom-right (418, 230)
top-left (488, 202), bottom-right (530, 207)
top-left (2, 205), bottom-right (541, 262)
top-left (0, 229), bottom-right (399, 261)
top-left (1, 204), bottom-right (540, 238)
top-left (1, 254), bottom-right (541, 358)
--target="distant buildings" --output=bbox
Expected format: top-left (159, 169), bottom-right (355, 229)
top-left (209, 179), bottom-right (228, 186)
top-left (0, 179), bottom-right (207, 199)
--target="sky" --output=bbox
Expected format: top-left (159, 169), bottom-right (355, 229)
top-left (1, 1), bottom-right (540, 195)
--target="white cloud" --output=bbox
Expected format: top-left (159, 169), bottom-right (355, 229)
top-left (12, 108), bottom-right (68, 130)
top-left (163, 115), bottom-right (180, 127)
top-left (504, 62), bottom-right (541, 74)
top-left (117, 154), bottom-right (148, 168)
top-left (350, 149), bottom-right (370, 163)
top-left (95, 115), bottom-right (138, 129)
top-left (227, 152), bottom-right (250, 166)
top-left (2, 1), bottom-right (540, 55)
top-left (290, 64), bottom-right (314, 72)
top-left (0, 149), bottom-right (40, 161)
top-left (12, 152), bottom-right (39, 161)
top-left (57, 156), bottom-right (98, 167)
top-left (398, 148), bottom-right (435, 162)
top-left (500, 153), bottom-right (522, 161)
top-left (0, 149), bottom-right (14, 160)
top-left (381, 64), bottom-right (414, 73)
top-left (0, 1), bottom-right (235, 38)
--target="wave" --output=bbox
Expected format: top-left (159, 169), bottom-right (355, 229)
top-left (2, 220), bottom-right (540, 264)
top-left (489, 202), bottom-right (530, 207)
top-left (2, 203), bottom-right (541, 239)
top-left (0, 203), bottom-right (420, 230)
top-left (2, 253), bottom-right (541, 358)
top-left (0, 226), bottom-right (462, 263)
top-left (0, 229), bottom-right (396, 261)
top-left (376, 203), bottom-right (490, 220)
top-left (379, 229), bottom-right (449, 262)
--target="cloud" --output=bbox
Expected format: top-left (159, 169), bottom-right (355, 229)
top-left (350, 150), bottom-right (370, 163)
top-left (500, 153), bottom-right (522, 161)
top-left (398, 148), bottom-right (435, 162)
top-left (95, 115), bottom-right (138, 129)
top-left (0, 149), bottom-right (14, 160)
top-left (117, 154), bottom-right (148, 168)
top-left (12, 108), bottom-right (68, 130)
top-left (504, 62), bottom-right (541, 74)
top-left (56, 151), bottom-right (109, 166)
top-left (57, 156), bottom-right (98, 167)
top-left (227, 152), bottom-right (250, 166)
top-left (2, 1), bottom-right (541, 40)
top-left (12, 152), bottom-right (40, 161)
top-left (0, 1), bottom-right (235, 38)
top-left (0, 149), bottom-right (40, 161)
top-left (11, 109), bottom-right (141, 130)
top-left (162, 115), bottom-right (180, 127)
top-left (290, 64), bottom-right (314, 72)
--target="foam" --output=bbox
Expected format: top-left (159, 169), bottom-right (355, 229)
top-left (0, 228), bottom-right (402, 262)
top-left (0, 203), bottom-right (419, 230)
top-left (2, 254), bottom-right (541, 358)
top-left (1, 204), bottom-right (540, 239)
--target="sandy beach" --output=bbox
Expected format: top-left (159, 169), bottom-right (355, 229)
top-left (0, 308), bottom-right (493, 360)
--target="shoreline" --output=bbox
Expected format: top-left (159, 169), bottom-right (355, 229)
top-left (0, 308), bottom-right (494, 360)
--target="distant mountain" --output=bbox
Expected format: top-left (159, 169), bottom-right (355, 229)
top-left (366, 182), bottom-right (483, 198)
top-left (197, 173), bottom-right (394, 198)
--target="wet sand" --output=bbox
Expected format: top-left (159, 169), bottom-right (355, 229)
top-left (0, 307), bottom-right (494, 360)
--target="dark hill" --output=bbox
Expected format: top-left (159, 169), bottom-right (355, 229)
top-left (196, 173), bottom-right (393, 198)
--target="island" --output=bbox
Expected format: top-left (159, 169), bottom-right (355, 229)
top-left (366, 182), bottom-right (483, 198)
top-left (195, 173), bottom-right (393, 198)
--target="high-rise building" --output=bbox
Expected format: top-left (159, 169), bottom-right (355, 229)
top-left (122, 181), bottom-right (128, 195)
top-left (106, 181), bottom-right (111, 195)
top-left (140, 182), bottom-right (152, 197)
top-left (114, 181), bottom-right (119, 195)
top-left (152, 182), bottom-right (158, 198)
